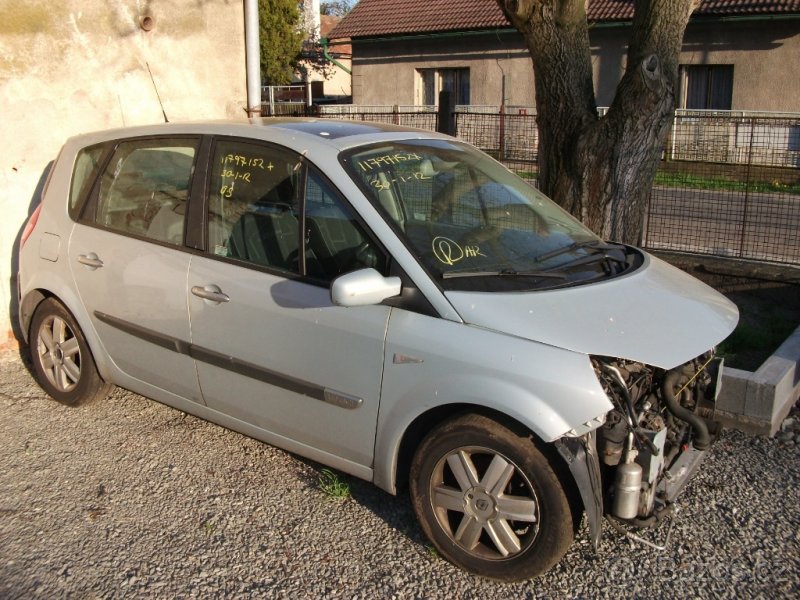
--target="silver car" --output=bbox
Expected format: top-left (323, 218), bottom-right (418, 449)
top-left (17, 119), bottom-right (738, 581)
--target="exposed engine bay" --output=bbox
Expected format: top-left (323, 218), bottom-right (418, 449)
top-left (592, 353), bottom-right (723, 528)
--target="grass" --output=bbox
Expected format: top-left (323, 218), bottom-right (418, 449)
top-left (509, 167), bottom-right (799, 195)
top-left (318, 468), bottom-right (350, 500)
top-left (201, 520), bottom-right (216, 536)
top-left (512, 169), bottom-right (538, 181)
top-left (654, 171), bottom-right (800, 194)
top-left (716, 313), bottom-right (797, 370)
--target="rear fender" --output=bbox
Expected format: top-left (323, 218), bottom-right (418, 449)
top-left (19, 274), bottom-right (115, 384)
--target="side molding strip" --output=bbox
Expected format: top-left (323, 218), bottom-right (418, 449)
top-left (93, 311), bottom-right (362, 409)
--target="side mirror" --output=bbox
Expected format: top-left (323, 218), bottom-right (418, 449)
top-left (331, 268), bottom-right (402, 307)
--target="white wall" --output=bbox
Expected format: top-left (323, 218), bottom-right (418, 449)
top-left (1, 0), bottom-right (247, 345)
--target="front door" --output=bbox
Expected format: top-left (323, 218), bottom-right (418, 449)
top-left (188, 137), bottom-right (391, 472)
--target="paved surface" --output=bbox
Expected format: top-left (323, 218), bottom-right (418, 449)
top-left (644, 188), bottom-right (800, 264)
top-left (1, 348), bottom-right (798, 599)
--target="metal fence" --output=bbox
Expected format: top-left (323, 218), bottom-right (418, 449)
top-left (310, 107), bottom-right (800, 266)
top-left (316, 107), bottom-right (439, 131)
top-left (646, 114), bottom-right (800, 265)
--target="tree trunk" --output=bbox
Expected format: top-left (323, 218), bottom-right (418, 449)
top-left (497, 0), bottom-right (698, 244)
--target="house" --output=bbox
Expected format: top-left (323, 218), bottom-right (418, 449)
top-left (329, 0), bottom-right (800, 112)
top-left (0, 0), bottom-right (248, 344)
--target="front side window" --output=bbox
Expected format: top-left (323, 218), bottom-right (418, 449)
top-left (305, 170), bottom-right (387, 280)
top-left (342, 140), bottom-right (633, 292)
top-left (94, 139), bottom-right (198, 244)
top-left (208, 138), bottom-right (385, 282)
top-left (208, 139), bottom-right (304, 273)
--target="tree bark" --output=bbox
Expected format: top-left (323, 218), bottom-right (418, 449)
top-left (497, 0), bottom-right (698, 244)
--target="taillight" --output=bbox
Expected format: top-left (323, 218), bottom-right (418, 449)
top-left (19, 203), bottom-right (43, 250)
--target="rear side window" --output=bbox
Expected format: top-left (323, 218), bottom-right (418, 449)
top-left (69, 145), bottom-right (105, 219)
top-left (92, 139), bottom-right (199, 244)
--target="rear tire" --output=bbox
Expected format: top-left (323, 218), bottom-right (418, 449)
top-left (29, 298), bottom-right (111, 406)
top-left (410, 413), bottom-right (575, 581)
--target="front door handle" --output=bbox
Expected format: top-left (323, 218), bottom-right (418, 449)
top-left (77, 253), bottom-right (104, 270)
top-left (191, 284), bottom-right (230, 305)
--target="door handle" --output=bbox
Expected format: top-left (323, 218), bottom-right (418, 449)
top-left (77, 253), bottom-right (104, 270)
top-left (191, 284), bottom-right (230, 305)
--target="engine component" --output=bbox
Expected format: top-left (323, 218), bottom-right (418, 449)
top-left (612, 461), bottom-right (643, 519)
top-left (598, 410), bottom-right (627, 466)
top-left (663, 367), bottom-right (710, 451)
top-left (593, 352), bottom-right (722, 526)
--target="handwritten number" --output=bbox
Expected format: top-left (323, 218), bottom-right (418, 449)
top-left (220, 182), bottom-right (234, 198)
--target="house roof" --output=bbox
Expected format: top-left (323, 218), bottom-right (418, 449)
top-left (329, 0), bottom-right (800, 39)
top-left (321, 15), bottom-right (351, 55)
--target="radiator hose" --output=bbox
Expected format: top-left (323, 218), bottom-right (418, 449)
top-left (663, 368), bottom-right (711, 451)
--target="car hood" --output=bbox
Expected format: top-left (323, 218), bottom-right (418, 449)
top-left (444, 254), bottom-right (739, 369)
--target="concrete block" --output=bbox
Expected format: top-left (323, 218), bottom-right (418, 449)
top-left (717, 325), bottom-right (800, 436)
top-left (717, 367), bottom-right (749, 415)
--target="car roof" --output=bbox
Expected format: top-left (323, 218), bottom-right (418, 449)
top-left (65, 118), bottom-right (451, 153)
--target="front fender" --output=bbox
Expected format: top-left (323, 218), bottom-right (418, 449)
top-left (373, 310), bottom-right (612, 494)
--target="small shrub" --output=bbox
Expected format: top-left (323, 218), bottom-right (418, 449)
top-left (319, 468), bottom-right (350, 499)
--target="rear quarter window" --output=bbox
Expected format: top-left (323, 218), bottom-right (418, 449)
top-left (69, 144), bottom-right (105, 219)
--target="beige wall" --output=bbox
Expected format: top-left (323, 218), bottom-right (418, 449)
top-left (681, 20), bottom-right (800, 111)
top-left (1, 0), bottom-right (246, 343)
top-left (351, 19), bottom-right (800, 113)
top-left (302, 57), bottom-right (353, 97)
top-left (591, 20), bottom-right (800, 111)
top-left (351, 33), bottom-right (535, 107)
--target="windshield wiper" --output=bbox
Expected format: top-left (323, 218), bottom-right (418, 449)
top-left (442, 268), bottom-right (567, 280)
top-left (532, 240), bottom-right (624, 264)
top-left (560, 251), bottom-right (627, 270)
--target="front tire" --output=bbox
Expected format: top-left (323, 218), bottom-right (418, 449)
top-left (410, 413), bottom-right (575, 581)
top-left (29, 298), bottom-right (111, 406)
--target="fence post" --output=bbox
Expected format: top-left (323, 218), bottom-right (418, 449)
top-left (739, 117), bottom-right (756, 257)
top-left (499, 104), bottom-right (506, 160)
top-left (437, 91), bottom-right (456, 136)
top-left (268, 86), bottom-right (275, 117)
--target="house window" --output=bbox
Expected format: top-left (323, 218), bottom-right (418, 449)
top-left (682, 65), bottom-right (733, 110)
top-left (416, 68), bottom-right (470, 106)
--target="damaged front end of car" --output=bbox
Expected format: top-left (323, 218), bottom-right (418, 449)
top-left (557, 351), bottom-right (725, 549)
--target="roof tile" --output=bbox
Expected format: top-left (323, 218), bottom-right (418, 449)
top-left (330, 0), bottom-right (800, 38)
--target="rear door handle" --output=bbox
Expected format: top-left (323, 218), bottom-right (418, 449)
top-left (191, 284), bottom-right (230, 305)
top-left (77, 253), bottom-right (104, 270)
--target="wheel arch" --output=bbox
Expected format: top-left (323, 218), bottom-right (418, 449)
top-left (19, 288), bottom-right (48, 343)
top-left (20, 286), bottom-right (114, 383)
top-left (385, 403), bottom-right (583, 525)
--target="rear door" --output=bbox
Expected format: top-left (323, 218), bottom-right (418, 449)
top-left (187, 137), bottom-right (391, 472)
top-left (69, 137), bottom-right (203, 403)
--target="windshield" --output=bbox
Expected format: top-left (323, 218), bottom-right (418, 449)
top-left (342, 139), bottom-right (634, 291)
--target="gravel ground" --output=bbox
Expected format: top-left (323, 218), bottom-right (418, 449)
top-left (1, 348), bottom-right (798, 599)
